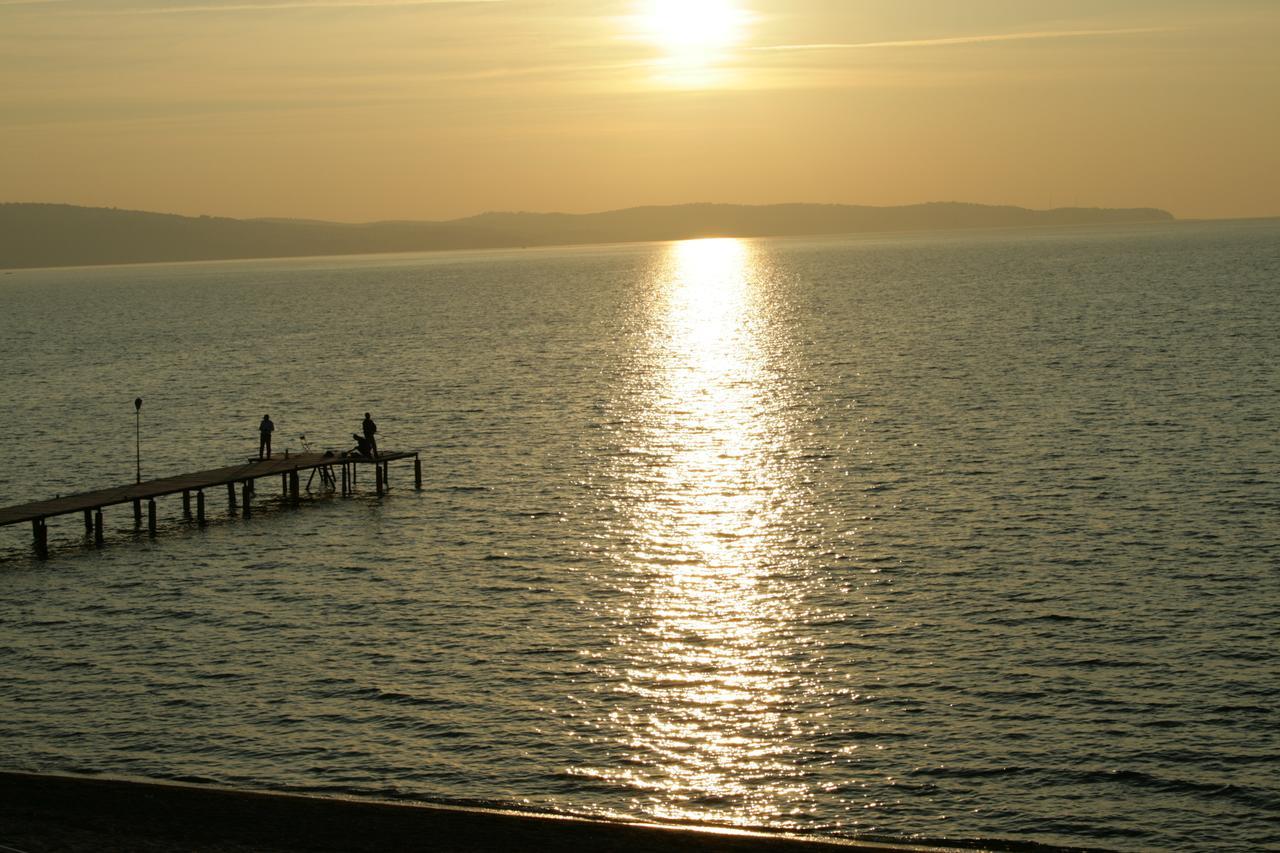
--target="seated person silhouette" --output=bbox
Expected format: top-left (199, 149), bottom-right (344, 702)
top-left (349, 433), bottom-right (376, 458)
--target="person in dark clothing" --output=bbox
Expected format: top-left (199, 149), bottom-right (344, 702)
top-left (361, 412), bottom-right (378, 459)
top-left (259, 415), bottom-right (274, 460)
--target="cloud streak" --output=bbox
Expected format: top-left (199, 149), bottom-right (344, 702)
top-left (84, 0), bottom-right (501, 14)
top-left (757, 27), bottom-right (1172, 52)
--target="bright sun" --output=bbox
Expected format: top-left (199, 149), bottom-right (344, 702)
top-left (636, 0), bottom-right (749, 59)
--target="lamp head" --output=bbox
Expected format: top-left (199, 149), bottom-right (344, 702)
top-left (134, 397), bottom-right (143, 411)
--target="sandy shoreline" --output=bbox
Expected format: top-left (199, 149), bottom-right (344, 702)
top-left (0, 772), bottom-right (1045, 852)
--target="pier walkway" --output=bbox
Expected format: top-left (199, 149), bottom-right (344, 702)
top-left (0, 451), bottom-right (420, 557)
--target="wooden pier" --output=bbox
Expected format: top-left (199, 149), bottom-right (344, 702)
top-left (0, 451), bottom-right (420, 558)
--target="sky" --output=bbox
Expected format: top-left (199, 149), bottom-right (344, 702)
top-left (1, 0), bottom-right (1277, 222)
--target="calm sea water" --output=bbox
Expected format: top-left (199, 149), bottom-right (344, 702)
top-left (1, 221), bottom-right (1277, 851)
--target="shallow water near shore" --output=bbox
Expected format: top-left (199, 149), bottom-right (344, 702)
top-left (1, 220), bottom-right (1277, 851)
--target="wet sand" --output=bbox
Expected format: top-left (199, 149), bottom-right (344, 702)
top-left (0, 772), bottom-right (1000, 853)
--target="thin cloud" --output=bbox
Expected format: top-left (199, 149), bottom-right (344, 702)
top-left (758, 27), bottom-right (1173, 52)
top-left (97, 0), bottom-right (501, 14)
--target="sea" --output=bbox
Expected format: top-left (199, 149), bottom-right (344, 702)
top-left (0, 219), bottom-right (1277, 851)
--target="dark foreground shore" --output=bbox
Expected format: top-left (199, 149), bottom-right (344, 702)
top-left (0, 772), bottom-right (1043, 853)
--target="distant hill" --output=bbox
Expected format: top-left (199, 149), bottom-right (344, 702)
top-left (0, 201), bottom-right (1175, 270)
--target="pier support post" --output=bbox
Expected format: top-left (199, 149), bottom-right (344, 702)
top-left (282, 473), bottom-right (288, 495)
top-left (242, 481), bottom-right (252, 518)
top-left (147, 498), bottom-right (157, 537)
top-left (289, 470), bottom-right (300, 503)
top-left (133, 498), bottom-right (142, 528)
top-left (84, 508), bottom-right (93, 535)
top-left (182, 490), bottom-right (191, 519)
top-left (376, 464), bottom-right (384, 497)
top-left (228, 482), bottom-right (237, 513)
top-left (196, 490), bottom-right (206, 526)
top-left (32, 518), bottom-right (48, 559)
top-left (94, 510), bottom-right (104, 547)
top-left (414, 454), bottom-right (422, 490)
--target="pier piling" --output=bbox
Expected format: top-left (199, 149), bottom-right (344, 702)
top-left (94, 509), bottom-right (104, 547)
top-left (32, 518), bottom-right (47, 559)
top-left (289, 470), bottom-right (300, 503)
top-left (84, 508), bottom-right (93, 535)
top-left (196, 490), bottom-right (205, 526)
top-left (133, 498), bottom-right (142, 528)
top-left (242, 481), bottom-right (252, 518)
top-left (376, 465), bottom-right (384, 496)
top-left (227, 482), bottom-right (236, 513)
top-left (147, 499), bottom-right (157, 537)
top-left (182, 490), bottom-right (191, 519)
top-left (414, 454), bottom-right (422, 490)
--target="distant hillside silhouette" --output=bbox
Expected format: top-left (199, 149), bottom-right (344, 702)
top-left (0, 201), bottom-right (1175, 270)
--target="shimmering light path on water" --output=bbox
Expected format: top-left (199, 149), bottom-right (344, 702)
top-left (1, 221), bottom-right (1277, 851)
top-left (579, 238), bottom-right (816, 824)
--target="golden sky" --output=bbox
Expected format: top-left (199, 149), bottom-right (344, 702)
top-left (2, 0), bottom-right (1277, 221)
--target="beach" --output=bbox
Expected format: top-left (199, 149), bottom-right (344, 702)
top-left (0, 772), bottom-right (1019, 853)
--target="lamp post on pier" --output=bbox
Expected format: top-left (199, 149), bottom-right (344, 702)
top-left (134, 397), bottom-right (143, 483)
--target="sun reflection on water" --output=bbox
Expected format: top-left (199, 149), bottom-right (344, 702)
top-left (583, 238), bottom-right (811, 825)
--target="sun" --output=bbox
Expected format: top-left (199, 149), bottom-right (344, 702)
top-left (636, 0), bottom-right (750, 59)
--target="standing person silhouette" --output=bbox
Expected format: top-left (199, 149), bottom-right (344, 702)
top-left (259, 414), bottom-right (275, 460)
top-left (362, 412), bottom-right (378, 460)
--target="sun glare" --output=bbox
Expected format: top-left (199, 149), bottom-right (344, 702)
top-left (632, 0), bottom-right (751, 87)
top-left (639, 0), bottom-right (748, 53)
